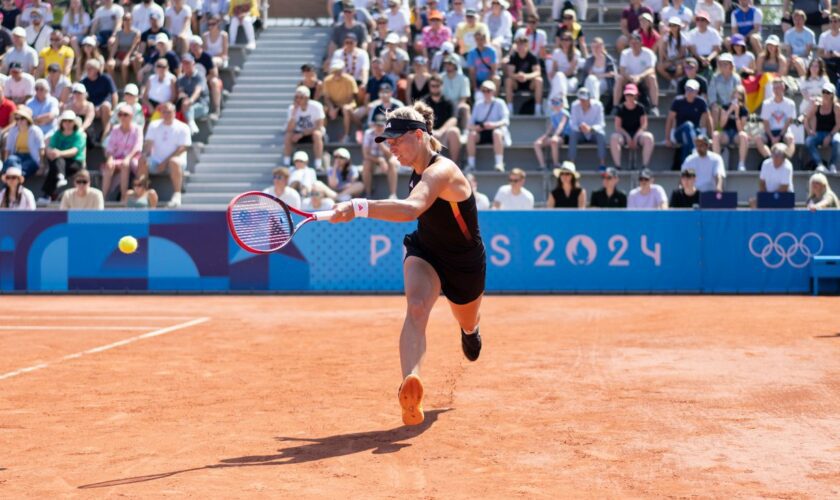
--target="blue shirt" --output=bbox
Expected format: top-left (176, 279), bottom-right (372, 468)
top-left (784, 27), bottom-right (815, 57)
top-left (25, 95), bottom-right (59, 135)
top-left (81, 73), bottom-right (117, 107)
top-left (466, 46), bottom-right (496, 83)
top-left (671, 96), bottom-right (708, 127)
top-left (732, 7), bottom-right (759, 36)
top-left (550, 109), bottom-right (571, 136)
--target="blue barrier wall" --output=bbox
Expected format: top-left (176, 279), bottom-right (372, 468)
top-left (0, 210), bottom-right (836, 293)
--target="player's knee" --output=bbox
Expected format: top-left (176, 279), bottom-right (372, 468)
top-left (405, 295), bottom-right (433, 324)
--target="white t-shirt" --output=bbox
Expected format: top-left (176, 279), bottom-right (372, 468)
top-left (132, 3), bottom-right (165, 34)
top-left (695, 0), bottom-right (726, 29)
top-left (5, 74), bottom-right (35, 101)
top-left (386, 10), bottom-right (409, 34)
top-left (513, 28), bottom-right (547, 56)
top-left (550, 48), bottom-right (580, 77)
top-left (165, 5), bottom-right (193, 36)
top-left (147, 72), bottom-right (176, 103)
top-left (289, 166), bottom-right (317, 191)
top-left (263, 185), bottom-right (302, 209)
top-left (493, 185), bottom-right (534, 210)
top-left (474, 191), bottom-right (490, 210)
top-left (330, 48), bottom-right (370, 82)
top-left (660, 6), bottom-right (693, 28)
top-left (732, 51), bottom-right (755, 73)
top-left (759, 158), bottom-right (794, 193)
top-left (145, 118), bottom-right (192, 163)
top-left (818, 30), bottom-right (840, 54)
top-left (93, 4), bottom-right (124, 33)
top-left (619, 47), bottom-right (657, 76)
top-left (287, 100), bottom-right (325, 133)
top-left (302, 196), bottom-right (335, 212)
top-left (688, 28), bottom-right (722, 57)
top-left (25, 24), bottom-right (52, 52)
top-left (682, 152), bottom-right (726, 192)
top-left (628, 185), bottom-right (668, 209)
top-left (760, 97), bottom-right (796, 131)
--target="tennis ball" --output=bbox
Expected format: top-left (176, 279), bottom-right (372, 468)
top-left (119, 236), bottom-right (138, 254)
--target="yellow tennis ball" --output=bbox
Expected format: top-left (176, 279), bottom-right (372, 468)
top-left (119, 236), bottom-right (138, 254)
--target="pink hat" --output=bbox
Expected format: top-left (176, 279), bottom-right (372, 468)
top-left (623, 83), bottom-right (639, 95)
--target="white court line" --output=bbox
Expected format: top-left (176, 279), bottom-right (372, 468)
top-left (0, 326), bottom-right (162, 331)
top-left (0, 317), bottom-right (209, 381)
top-left (0, 315), bottom-right (197, 320)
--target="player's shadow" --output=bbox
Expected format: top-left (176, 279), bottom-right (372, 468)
top-left (78, 408), bottom-right (451, 489)
top-left (814, 332), bottom-right (840, 338)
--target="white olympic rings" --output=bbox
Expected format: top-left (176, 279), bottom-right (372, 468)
top-left (748, 232), bottom-right (824, 269)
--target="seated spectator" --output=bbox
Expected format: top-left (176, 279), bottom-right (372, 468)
top-left (712, 85), bottom-right (749, 171)
top-left (0, 166), bottom-right (35, 209)
top-left (657, 17), bottom-right (688, 86)
top-left (138, 13), bottom-right (170, 75)
top-left (676, 58), bottom-right (709, 98)
top-left (455, 9), bottom-right (487, 56)
top-left (91, 0), bottom-right (124, 50)
top-left (617, 0), bottom-right (652, 54)
top-left (615, 33), bottom-right (659, 116)
top-left (60, 170), bottom-right (104, 210)
top-left (124, 174), bottom-right (158, 208)
top-left (555, 9), bottom-right (588, 58)
top-left (440, 54), bottom-right (471, 128)
top-left (785, 10), bottom-right (816, 78)
top-left (176, 55), bottom-right (209, 134)
top-left (669, 168), bottom-right (700, 208)
top-left (302, 190), bottom-right (336, 212)
top-left (446, 0), bottom-right (467, 34)
top-left (362, 114), bottom-right (399, 198)
top-left (38, 29), bottom-right (74, 79)
top-left (507, 33), bottom-right (543, 115)
top-left (421, 74), bottom-right (461, 163)
top-left (665, 79), bottom-right (713, 164)
top-left (202, 15), bottom-right (229, 71)
top-left (42, 110), bottom-right (86, 203)
top-left (759, 143), bottom-right (794, 193)
top-left (730, 0), bottom-right (762, 55)
top-left (781, 0), bottom-right (829, 32)
top-left (610, 83), bottom-right (654, 169)
top-left (551, 0), bottom-right (587, 25)
top-left (81, 59), bottom-right (117, 139)
top-left (284, 85), bottom-right (325, 169)
top-left (138, 102), bottom-right (192, 207)
top-left (323, 60), bottom-right (358, 144)
top-left (24, 10), bottom-right (51, 53)
top-left (0, 81), bottom-right (17, 128)
top-left (3, 27), bottom-right (39, 74)
top-left (421, 10), bottom-right (451, 58)
top-left (661, 0), bottom-right (693, 30)
top-left (189, 36), bottom-right (222, 119)
top-left (758, 36), bottom-right (789, 77)
top-left (20, 0), bottom-right (51, 28)
top-left (165, 0), bottom-right (193, 55)
top-left (26, 79), bottom-right (59, 136)
top-left (5, 62), bottom-right (35, 105)
top-left (492, 167), bottom-right (534, 209)
top-left (819, 14), bottom-right (840, 84)
top-left (636, 12), bottom-right (659, 51)
top-left (45, 63), bottom-right (71, 105)
top-left (0, 0), bottom-right (20, 32)
top-left (101, 103), bottom-right (143, 200)
top-left (298, 64), bottom-right (324, 104)
top-left (756, 78), bottom-right (796, 159)
top-left (430, 41), bottom-right (461, 74)
top-left (806, 172), bottom-right (839, 210)
top-left (357, 57), bottom-right (391, 117)
top-left (687, 11), bottom-right (722, 76)
top-left (331, 32), bottom-right (370, 88)
top-left (76, 36), bottom-right (105, 81)
top-left (330, 3), bottom-right (369, 58)
top-left (115, 83), bottom-right (145, 127)
top-left (264, 166), bottom-right (302, 209)
top-left (3, 107), bottom-right (44, 178)
top-left (61, 0), bottom-right (91, 49)
top-left (804, 82), bottom-right (840, 172)
top-left (133, 0), bottom-right (165, 36)
top-left (533, 97), bottom-right (570, 170)
top-left (628, 168), bottom-right (668, 209)
top-left (590, 167), bottom-right (628, 208)
top-left (327, 147), bottom-right (364, 201)
top-left (380, 33), bottom-right (409, 83)
top-left (580, 37), bottom-right (616, 110)
top-left (682, 134), bottom-right (725, 192)
top-left (369, 16), bottom-right (391, 60)
top-left (708, 53), bottom-right (738, 126)
top-left (366, 82), bottom-right (404, 129)
top-left (407, 55), bottom-right (431, 104)
top-left (289, 150), bottom-right (335, 198)
top-left (465, 30), bottom-right (499, 93)
top-left (64, 83), bottom-right (96, 137)
top-left (513, 15), bottom-right (547, 60)
top-left (385, 0), bottom-right (410, 46)
top-left (695, 0), bottom-right (725, 32)
top-left (141, 34), bottom-right (181, 83)
top-left (107, 10), bottom-right (142, 84)
top-left (228, 0), bottom-right (258, 50)
top-left (483, 0), bottom-right (513, 55)
top-left (466, 172), bottom-right (490, 210)
top-left (547, 161), bottom-right (586, 208)
top-left (569, 87), bottom-right (607, 170)
top-left (466, 80), bottom-right (509, 172)
top-left (730, 34), bottom-right (756, 74)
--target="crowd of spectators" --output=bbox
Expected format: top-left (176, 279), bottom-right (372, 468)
top-left (0, 0), bottom-right (261, 210)
top-left (275, 0), bottom-right (840, 210)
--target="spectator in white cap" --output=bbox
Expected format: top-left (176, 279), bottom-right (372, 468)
top-left (289, 150), bottom-right (333, 198)
top-left (4, 107), bottom-right (45, 179)
top-left (101, 102), bottom-right (143, 201)
top-left (165, 0), bottom-right (193, 55)
top-left (757, 35), bottom-right (789, 77)
top-left (91, 0), bottom-right (124, 49)
top-left (105, 9), bottom-right (142, 85)
top-left (24, 9), bottom-right (51, 54)
top-left (284, 85), bottom-right (325, 170)
top-left (43, 109), bottom-right (86, 202)
top-left (756, 77), bottom-right (796, 159)
top-left (380, 32), bottom-right (409, 83)
top-left (26, 78), bottom-right (59, 136)
top-left (264, 166), bottom-right (302, 209)
top-left (466, 79), bottom-right (510, 172)
top-left (5, 62), bottom-right (35, 105)
top-left (708, 52), bottom-right (739, 126)
top-left (730, 0), bottom-right (763, 55)
top-left (132, 0), bottom-right (165, 35)
top-left (45, 63), bottom-right (71, 105)
top-left (189, 34), bottom-right (223, 119)
top-left (137, 11), bottom-right (169, 76)
top-left (64, 82), bottom-right (95, 135)
top-left (201, 15), bottom-right (229, 70)
top-left (687, 10), bottom-right (722, 75)
top-left (784, 9), bottom-right (816, 78)
top-left (615, 31), bottom-right (659, 116)
top-left (362, 114), bottom-right (399, 199)
top-left (759, 143), bottom-right (794, 194)
top-left (138, 101), bottom-right (191, 207)
top-left (665, 78), bottom-right (713, 164)
top-left (569, 87), bottom-right (608, 170)
top-left (804, 81), bottom-right (840, 173)
top-left (228, 0), bottom-right (258, 50)
top-left (75, 35), bottom-right (105, 82)
top-left (323, 59), bottom-right (359, 145)
top-left (3, 27), bottom-right (39, 74)
top-left (327, 147), bottom-right (363, 201)
top-left (139, 33), bottom-right (180, 83)
top-left (0, 166), bottom-right (36, 210)
top-left (109, 83), bottom-right (144, 128)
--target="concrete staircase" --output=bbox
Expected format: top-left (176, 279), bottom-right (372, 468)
top-left (182, 26), bottom-right (330, 207)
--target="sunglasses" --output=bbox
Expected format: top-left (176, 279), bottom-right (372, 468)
top-left (118, 112), bottom-right (131, 117)
top-left (509, 177), bottom-right (523, 182)
top-left (481, 88), bottom-right (493, 93)
top-left (639, 178), bottom-right (651, 182)
top-left (273, 175), bottom-right (286, 180)
top-left (75, 179), bottom-right (89, 184)
top-left (823, 90), bottom-right (834, 95)
top-left (156, 64), bottom-right (167, 68)
top-left (429, 83), bottom-right (441, 88)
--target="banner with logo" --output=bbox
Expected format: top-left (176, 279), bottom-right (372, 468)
top-left (0, 210), bottom-right (838, 293)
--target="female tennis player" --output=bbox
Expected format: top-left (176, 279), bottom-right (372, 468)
top-left (330, 102), bottom-right (486, 426)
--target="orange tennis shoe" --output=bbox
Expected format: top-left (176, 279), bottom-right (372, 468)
top-left (398, 374), bottom-right (424, 426)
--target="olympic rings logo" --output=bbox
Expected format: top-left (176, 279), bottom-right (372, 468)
top-left (748, 232), bottom-right (824, 269)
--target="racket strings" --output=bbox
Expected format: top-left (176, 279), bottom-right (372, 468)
top-left (230, 194), bottom-right (294, 252)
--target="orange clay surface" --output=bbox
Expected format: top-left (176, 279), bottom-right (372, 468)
top-left (1, 295), bottom-right (839, 498)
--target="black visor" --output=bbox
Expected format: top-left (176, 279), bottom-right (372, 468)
top-left (374, 118), bottom-right (427, 143)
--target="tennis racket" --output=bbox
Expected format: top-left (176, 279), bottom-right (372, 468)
top-left (227, 191), bottom-right (335, 254)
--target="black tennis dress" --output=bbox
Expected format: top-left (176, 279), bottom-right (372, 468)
top-left (403, 154), bottom-right (486, 304)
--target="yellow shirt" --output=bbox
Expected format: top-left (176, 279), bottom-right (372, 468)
top-left (39, 46), bottom-right (75, 77)
top-left (15, 127), bottom-right (29, 154)
top-left (323, 74), bottom-right (358, 107)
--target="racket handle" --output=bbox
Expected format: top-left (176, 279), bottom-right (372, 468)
top-left (314, 210), bottom-right (336, 221)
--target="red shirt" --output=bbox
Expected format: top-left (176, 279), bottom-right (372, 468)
top-left (0, 97), bottom-right (16, 128)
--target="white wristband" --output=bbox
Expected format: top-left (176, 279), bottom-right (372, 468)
top-left (351, 198), bottom-right (369, 218)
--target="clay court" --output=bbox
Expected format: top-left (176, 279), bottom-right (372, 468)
top-left (1, 295), bottom-right (838, 497)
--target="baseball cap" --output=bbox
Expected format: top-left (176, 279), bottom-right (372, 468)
top-left (685, 57), bottom-right (698, 67)
top-left (638, 168), bottom-right (653, 180)
top-left (293, 151), bottom-right (309, 163)
top-left (771, 143), bottom-right (787, 156)
top-left (731, 34), bottom-right (746, 46)
top-left (329, 59), bottom-right (345, 71)
top-left (71, 82), bottom-right (87, 94)
top-left (344, 32), bottom-right (358, 41)
top-left (465, 8), bottom-right (477, 17)
top-left (576, 87), bottom-right (591, 99)
top-left (602, 167), bottom-right (619, 178)
top-left (766, 35), bottom-right (780, 46)
top-left (124, 83), bottom-right (139, 96)
top-left (640, 12), bottom-right (653, 23)
top-left (668, 16), bottom-right (682, 26)
top-left (378, 82), bottom-right (393, 92)
top-left (7, 61), bottom-right (21, 70)
top-left (623, 83), bottom-right (638, 95)
top-left (384, 32), bottom-right (400, 44)
top-left (295, 85), bottom-right (311, 97)
top-left (685, 79), bottom-right (700, 91)
top-left (695, 10), bottom-right (709, 21)
top-left (429, 11), bottom-right (444, 21)
top-left (11, 26), bottom-right (25, 37)
top-left (440, 41), bottom-right (454, 54)
top-left (694, 133), bottom-right (711, 144)
top-left (155, 33), bottom-right (170, 44)
top-left (481, 80), bottom-right (496, 92)
top-left (444, 54), bottom-right (460, 66)
top-left (190, 35), bottom-right (203, 46)
top-left (81, 35), bottom-right (96, 46)
top-left (718, 53), bottom-right (734, 64)
top-left (681, 168), bottom-right (697, 178)
top-left (823, 82), bottom-right (836, 94)
top-left (333, 148), bottom-right (351, 160)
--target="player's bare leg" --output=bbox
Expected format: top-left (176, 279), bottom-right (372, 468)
top-left (449, 294), bottom-right (482, 361)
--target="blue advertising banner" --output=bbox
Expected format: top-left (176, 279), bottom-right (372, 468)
top-left (0, 210), bottom-right (837, 293)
